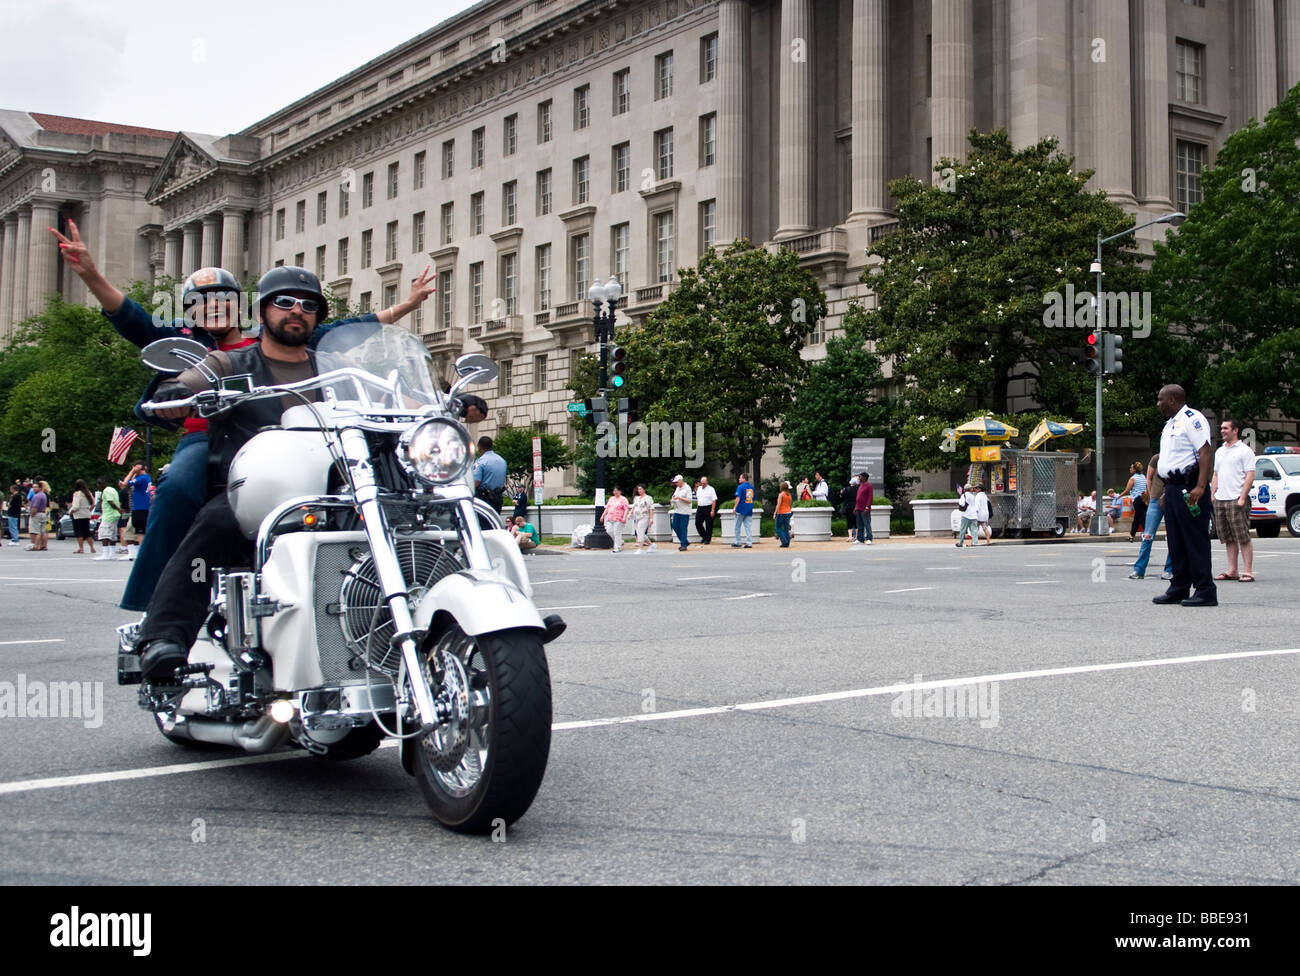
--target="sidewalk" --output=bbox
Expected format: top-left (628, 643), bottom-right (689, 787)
top-left (540, 531), bottom-right (1156, 553)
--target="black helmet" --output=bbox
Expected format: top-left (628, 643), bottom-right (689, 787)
top-left (256, 266), bottom-right (328, 320)
top-left (181, 267), bottom-right (243, 326)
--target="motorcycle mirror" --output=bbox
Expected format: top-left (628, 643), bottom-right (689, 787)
top-left (141, 336), bottom-right (211, 373)
top-left (453, 353), bottom-right (499, 387)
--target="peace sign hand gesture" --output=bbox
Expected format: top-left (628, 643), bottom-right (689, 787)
top-left (49, 220), bottom-right (98, 279)
top-left (407, 264), bottom-right (436, 305)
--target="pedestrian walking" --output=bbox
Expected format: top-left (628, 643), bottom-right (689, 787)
top-left (1130, 453), bottom-right (1173, 580)
top-left (1211, 418), bottom-right (1257, 583)
top-left (669, 475), bottom-right (693, 551)
top-left (5, 483), bottom-right (21, 546)
top-left (852, 472), bottom-right (874, 545)
top-left (1153, 384), bottom-right (1216, 606)
top-left (69, 479), bottom-right (97, 554)
top-left (1123, 461), bottom-right (1148, 542)
top-left (630, 484), bottom-right (657, 552)
top-left (694, 476), bottom-right (718, 544)
top-left (774, 481), bottom-right (793, 547)
top-left (731, 473), bottom-right (755, 548)
top-left (602, 486), bottom-right (630, 552)
top-left (970, 483), bottom-right (992, 545)
top-left (27, 480), bottom-right (49, 551)
top-left (95, 477), bottom-right (124, 560)
top-left (956, 484), bottom-right (979, 547)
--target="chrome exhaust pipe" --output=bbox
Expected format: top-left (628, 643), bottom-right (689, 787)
top-left (165, 713), bottom-right (290, 753)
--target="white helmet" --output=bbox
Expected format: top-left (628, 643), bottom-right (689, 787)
top-left (227, 430), bottom-right (335, 538)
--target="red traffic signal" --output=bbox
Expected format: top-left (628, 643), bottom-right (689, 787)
top-left (1084, 332), bottom-right (1101, 374)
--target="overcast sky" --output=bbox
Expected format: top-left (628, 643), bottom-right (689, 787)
top-left (1, 0), bottom-right (481, 135)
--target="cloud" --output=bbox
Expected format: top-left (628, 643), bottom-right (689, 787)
top-left (0, 2), bottom-right (130, 121)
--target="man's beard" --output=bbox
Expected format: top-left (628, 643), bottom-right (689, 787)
top-left (264, 316), bottom-right (312, 346)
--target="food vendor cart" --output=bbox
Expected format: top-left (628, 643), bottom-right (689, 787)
top-left (965, 446), bottom-right (1080, 537)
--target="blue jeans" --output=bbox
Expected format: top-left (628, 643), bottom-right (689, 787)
top-left (6, 515), bottom-right (17, 542)
top-left (1132, 498), bottom-right (1173, 578)
top-left (733, 512), bottom-right (753, 545)
top-left (671, 512), bottom-right (690, 548)
top-left (775, 512), bottom-right (791, 546)
top-left (121, 432), bottom-right (210, 612)
top-left (855, 510), bottom-right (873, 542)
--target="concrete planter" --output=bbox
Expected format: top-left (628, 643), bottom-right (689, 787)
top-left (513, 504), bottom-right (680, 542)
top-left (910, 498), bottom-right (958, 537)
top-left (872, 504), bottom-right (892, 539)
top-left (719, 507), bottom-right (764, 543)
top-left (788, 506), bottom-right (833, 541)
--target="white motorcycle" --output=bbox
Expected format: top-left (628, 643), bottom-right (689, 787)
top-left (118, 321), bottom-right (560, 834)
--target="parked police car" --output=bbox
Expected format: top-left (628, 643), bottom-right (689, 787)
top-left (1249, 448), bottom-right (1300, 537)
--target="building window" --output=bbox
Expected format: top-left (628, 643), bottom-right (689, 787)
top-left (700, 33), bottom-right (717, 82)
top-left (361, 172), bottom-right (374, 208)
top-left (655, 51), bottom-right (674, 100)
top-left (655, 128), bottom-right (674, 180)
top-left (502, 180), bottom-right (517, 226)
top-left (699, 114), bottom-right (716, 167)
top-left (574, 156), bottom-right (590, 204)
top-left (441, 202), bottom-right (454, 245)
top-left (385, 221), bottom-right (398, 262)
top-left (294, 251), bottom-right (305, 267)
top-left (573, 84), bottom-right (590, 129)
top-left (337, 237), bottom-right (349, 275)
top-left (412, 304), bottom-right (423, 331)
top-left (274, 259), bottom-right (284, 267)
top-left (613, 68), bottom-right (630, 115)
top-left (1176, 140), bottom-right (1206, 211)
top-left (295, 200), bottom-right (306, 233)
top-left (338, 181), bottom-right (350, 218)
top-left (412, 211), bottom-right (425, 252)
top-left (503, 114), bottom-right (517, 156)
top-left (360, 291), bottom-right (372, 313)
top-left (441, 139), bottom-right (455, 179)
top-left (534, 354), bottom-right (548, 392)
top-left (1182, 0), bottom-right (1205, 7)
top-left (383, 283), bottom-right (398, 308)
top-left (808, 318), bottom-right (826, 345)
top-left (414, 150), bottom-right (426, 190)
top-left (470, 192), bottom-right (484, 235)
top-left (361, 229), bottom-right (373, 268)
top-left (536, 243), bottom-right (552, 311)
top-left (316, 191), bottom-right (327, 226)
top-left (613, 143), bottom-right (630, 192)
top-left (438, 269), bottom-right (453, 329)
top-left (571, 233), bottom-right (590, 300)
top-left (501, 252), bottom-right (518, 316)
top-left (387, 162), bottom-right (399, 199)
top-left (315, 245), bottom-right (326, 278)
top-left (471, 127), bottom-right (485, 168)
top-left (470, 263), bottom-right (484, 323)
top-left (275, 208), bottom-right (285, 240)
top-left (537, 168), bottom-right (552, 216)
top-left (499, 360), bottom-right (513, 396)
top-left (1176, 40), bottom-right (1204, 104)
top-left (655, 211), bottom-right (674, 283)
top-left (612, 223), bottom-right (629, 292)
top-left (699, 199), bottom-right (716, 250)
top-left (538, 99), bottom-right (553, 143)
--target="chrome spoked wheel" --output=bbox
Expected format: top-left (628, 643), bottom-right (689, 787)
top-left (420, 628), bottom-right (490, 797)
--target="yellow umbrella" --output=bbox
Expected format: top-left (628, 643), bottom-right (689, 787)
top-left (953, 417), bottom-right (1019, 443)
top-left (1027, 419), bottom-right (1084, 451)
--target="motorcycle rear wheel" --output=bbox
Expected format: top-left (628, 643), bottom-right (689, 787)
top-left (411, 623), bottom-right (551, 834)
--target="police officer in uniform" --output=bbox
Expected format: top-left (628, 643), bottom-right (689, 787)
top-left (1153, 384), bottom-right (1217, 607)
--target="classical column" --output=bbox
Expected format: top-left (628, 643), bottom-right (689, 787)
top-left (201, 213), bottom-right (222, 268)
top-left (1133, 0), bottom-right (1171, 209)
top-left (847, 0), bottom-right (889, 223)
top-left (1242, 0), bottom-right (1278, 122)
top-left (11, 208), bottom-right (31, 326)
top-left (1089, 0), bottom-right (1133, 205)
top-left (717, 0), bottom-right (751, 244)
top-left (775, 0), bottom-right (815, 238)
top-left (1, 215), bottom-right (18, 333)
top-left (0, 222), bottom-right (7, 336)
top-left (1008, 0), bottom-right (1069, 151)
top-left (220, 208), bottom-right (245, 280)
top-left (164, 229), bottom-right (182, 280)
top-left (26, 201), bottom-right (59, 317)
top-left (181, 222), bottom-right (201, 277)
top-left (931, 0), bottom-right (974, 171)
top-left (1283, 0), bottom-right (1300, 94)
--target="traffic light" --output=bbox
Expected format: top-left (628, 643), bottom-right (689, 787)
top-left (610, 343), bottom-right (628, 388)
top-left (1103, 333), bottom-right (1123, 374)
top-left (1084, 332), bottom-right (1101, 374)
top-left (584, 395), bottom-right (609, 428)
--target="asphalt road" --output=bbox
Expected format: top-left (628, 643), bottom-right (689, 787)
top-left (0, 535), bottom-right (1296, 885)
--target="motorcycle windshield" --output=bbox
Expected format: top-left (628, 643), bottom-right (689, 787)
top-left (314, 321), bottom-right (441, 408)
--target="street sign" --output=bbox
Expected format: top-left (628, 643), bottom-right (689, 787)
top-left (532, 436), bottom-right (543, 505)
top-left (567, 403), bottom-right (588, 414)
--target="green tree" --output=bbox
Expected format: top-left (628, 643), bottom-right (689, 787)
top-left (780, 329), bottom-right (913, 502)
top-left (489, 424), bottom-right (574, 498)
top-left (853, 130), bottom-right (1164, 470)
top-left (1148, 82), bottom-right (1300, 426)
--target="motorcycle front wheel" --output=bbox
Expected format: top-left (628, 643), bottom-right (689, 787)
top-left (411, 622), bottom-right (552, 834)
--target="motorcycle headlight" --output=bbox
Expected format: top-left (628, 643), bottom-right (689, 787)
top-left (400, 418), bottom-right (472, 485)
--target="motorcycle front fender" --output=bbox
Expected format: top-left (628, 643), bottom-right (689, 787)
top-left (413, 569), bottom-right (546, 638)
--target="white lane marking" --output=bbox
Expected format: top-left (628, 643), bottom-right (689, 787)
top-left (724, 593), bottom-right (772, 600)
top-left (0, 577), bottom-right (121, 584)
top-left (925, 567), bottom-right (961, 571)
top-left (553, 647), bottom-right (1300, 731)
top-left (531, 578), bottom-right (581, 585)
top-left (0, 639), bottom-right (65, 646)
top-left (883, 586), bottom-right (933, 594)
top-left (1025, 563), bottom-right (1055, 567)
top-left (678, 575), bottom-right (733, 581)
top-left (2, 648), bottom-right (1296, 796)
top-left (1014, 580), bottom-right (1060, 585)
top-left (536, 605), bottom-right (599, 611)
top-left (812, 571), bottom-right (854, 575)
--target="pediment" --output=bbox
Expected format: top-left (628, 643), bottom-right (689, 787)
top-left (146, 134), bottom-right (218, 201)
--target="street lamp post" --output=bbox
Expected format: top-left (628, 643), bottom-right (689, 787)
top-left (1088, 211), bottom-right (1185, 535)
top-left (583, 275), bottom-right (623, 549)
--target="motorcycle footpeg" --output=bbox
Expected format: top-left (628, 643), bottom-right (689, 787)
top-left (117, 651), bottom-right (142, 686)
top-left (540, 614), bottom-right (567, 645)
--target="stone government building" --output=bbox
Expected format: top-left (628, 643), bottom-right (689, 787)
top-left (1, 0), bottom-right (1297, 491)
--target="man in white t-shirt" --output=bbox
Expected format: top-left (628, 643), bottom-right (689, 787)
top-left (1211, 419), bottom-right (1257, 582)
top-left (970, 483), bottom-right (993, 545)
top-left (956, 484), bottom-right (979, 547)
top-left (812, 473), bottom-right (829, 502)
top-left (694, 476), bottom-right (718, 545)
top-left (669, 475), bottom-right (693, 551)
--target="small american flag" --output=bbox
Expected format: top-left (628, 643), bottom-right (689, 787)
top-left (107, 426), bottom-right (139, 465)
